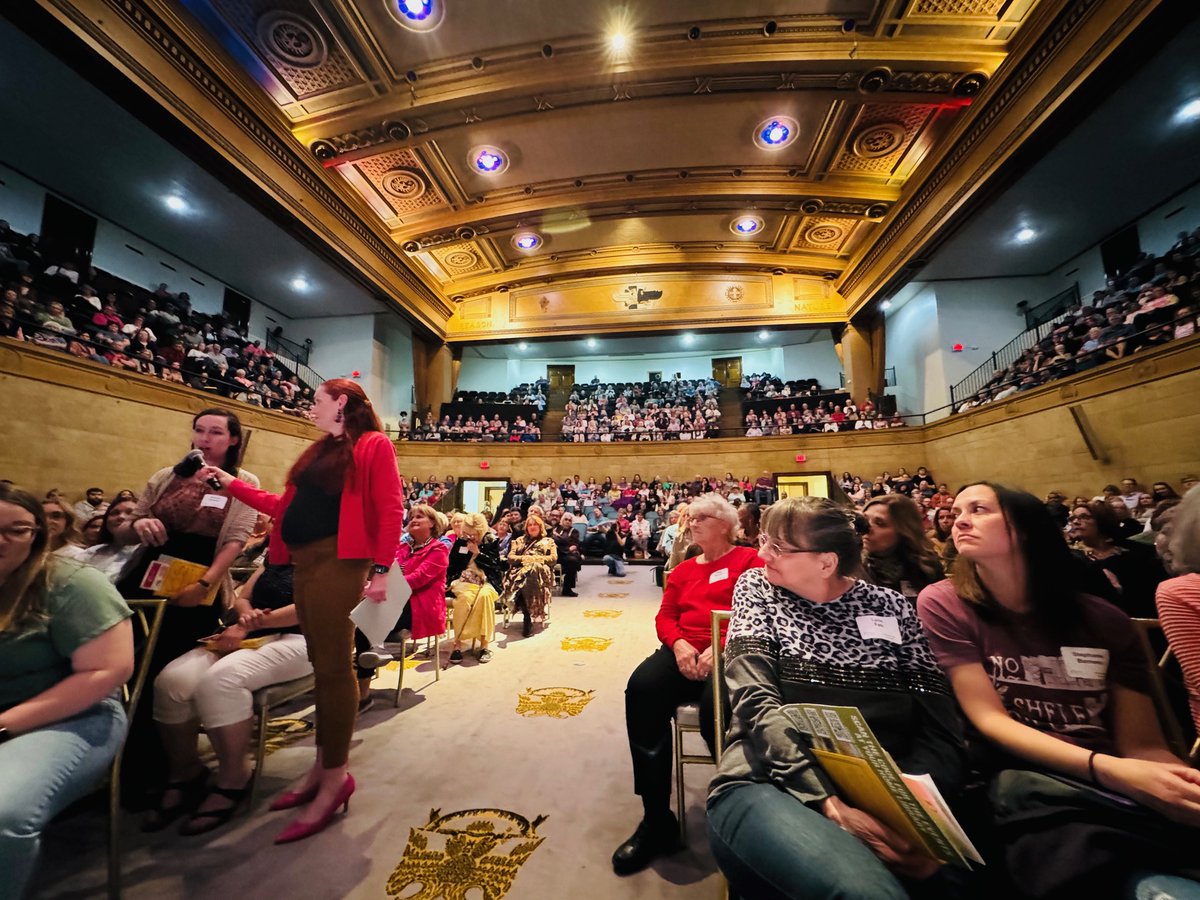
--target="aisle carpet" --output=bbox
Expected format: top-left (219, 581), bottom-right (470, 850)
top-left (33, 566), bottom-right (723, 899)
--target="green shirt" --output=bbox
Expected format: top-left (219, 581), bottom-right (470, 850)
top-left (0, 560), bottom-right (132, 712)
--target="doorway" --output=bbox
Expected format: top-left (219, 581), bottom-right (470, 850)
top-left (547, 365), bottom-right (575, 394)
top-left (40, 194), bottom-right (97, 271)
top-left (459, 478), bottom-right (510, 517)
top-left (776, 473), bottom-right (832, 501)
top-left (712, 356), bottom-right (743, 388)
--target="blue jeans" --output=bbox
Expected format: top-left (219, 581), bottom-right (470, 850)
top-left (707, 782), bottom-right (910, 900)
top-left (0, 696), bottom-right (127, 900)
top-left (603, 554), bottom-right (626, 577)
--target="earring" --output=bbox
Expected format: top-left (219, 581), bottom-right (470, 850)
top-left (335, 409), bottom-right (344, 423)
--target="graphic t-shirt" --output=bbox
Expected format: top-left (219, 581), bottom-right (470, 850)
top-left (917, 580), bottom-right (1149, 752)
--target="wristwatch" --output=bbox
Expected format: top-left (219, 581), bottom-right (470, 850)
top-left (371, 564), bottom-right (391, 576)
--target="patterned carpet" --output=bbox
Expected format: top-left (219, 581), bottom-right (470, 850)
top-left (33, 567), bottom-right (723, 899)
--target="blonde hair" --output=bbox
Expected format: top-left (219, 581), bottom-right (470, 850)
top-left (460, 512), bottom-right (490, 541)
top-left (42, 497), bottom-right (80, 552)
top-left (409, 504), bottom-right (446, 538)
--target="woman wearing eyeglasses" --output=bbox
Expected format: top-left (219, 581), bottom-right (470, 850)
top-left (1069, 500), bottom-right (1166, 618)
top-left (0, 485), bottom-right (134, 899)
top-left (613, 493), bottom-right (761, 876)
top-left (707, 496), bottom-right (964, 900)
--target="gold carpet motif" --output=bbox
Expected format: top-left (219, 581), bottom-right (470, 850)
top-left (597, 592), bottom-right (628, 599)
top-left (385, 658), bottom-right (424, 672)
top-left (582, 609), bottom-right (623, 618)
top-left (385, 808), bottom-right (546, 900)
top-left (607, 579), bottom-right (633, 584)
top-left (201, 716), bottom-right (313, 767)
top-left (515, 687), bottom-right (596, 718)
top-left (559, 636), bottom-right (613, 652)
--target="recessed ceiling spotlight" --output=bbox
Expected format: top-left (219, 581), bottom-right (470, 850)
top-left (758, 329), bottom-right (770, 341)
top-left (586, 337), bottom-right (598, 349)
top-left (731, 215), bottom-right (764, 236)
top-left (469, 145), bottom-right (509, 176)
top-left (290, 276), bottom-right (310, 292)
top-left (880, 299), bottom-right (893, 311)
top-left (518, 341), bottom-right (529, 351)
top-left (163, 194), bottom-right (187, 213)
top-left (387, 0), bottom-right (443, 31)
top-left (512, 232), bottom-right (542, 251)
top-left (753, 115), bottom-right (799, 150)
top-left (1174, 97), bottom-right (1200, 124)
top-left (681, 333), bottom-right (695, 346)
top-left (1013, 226), bottom-right (1038, 244)
top-left (609, 31), bottom-right (629, 52)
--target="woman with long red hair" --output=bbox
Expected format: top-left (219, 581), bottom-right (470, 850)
top-left (201, 378), bottom-right (403, 843)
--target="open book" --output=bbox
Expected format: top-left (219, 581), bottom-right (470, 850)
top-left (783, 703), bottom-right (983, 869)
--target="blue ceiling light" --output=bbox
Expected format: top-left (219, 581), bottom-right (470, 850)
top-left (512, 232), bottom-right (542, 251)
top-left (753, 115), bottom-right (799, 150)
top-left (1174, 97), bottom-right (1200, 125)
top-left (470, 145), bottom-right (509, 176)
top-left (730, 215), bottom-right (764, 236)
top-left (397, 0), bottom-right (433, 21)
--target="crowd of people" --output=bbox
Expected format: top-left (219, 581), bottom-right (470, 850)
top-left (403, 408), bottom-right (543, 442)
top-left (560, 377), bottom-right (723, 442)
top-left (956, 229), bottom-right (1200, 412)
top-left (0, 219), bottom-right (318, 416)
top-left (745, 394), bottom-right (906, 434)
top-left (5, 368), bottom-right (1200, 900)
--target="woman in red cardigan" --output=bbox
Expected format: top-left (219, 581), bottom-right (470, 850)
top-left (202, 378), bottom-right (403, 844)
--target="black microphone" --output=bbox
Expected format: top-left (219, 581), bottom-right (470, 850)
top-left (174, 449), bottom-right (224, 491)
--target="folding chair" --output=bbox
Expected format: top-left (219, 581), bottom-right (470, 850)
top-left (247, 675), bottom-right (316, 805)
top-left (109, 598), bottom-right (167, 900)
top-left (392, 632), bottom-right (443, 707)
top-left (1130, 618), bottom-right (1192, 759)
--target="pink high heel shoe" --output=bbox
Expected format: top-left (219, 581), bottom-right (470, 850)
top-left (268, 781), bottom-right (319, 812)
top-left (273, 774), bottom-right (355, 844)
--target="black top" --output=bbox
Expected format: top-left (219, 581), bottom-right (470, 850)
top-left (281, 472), bottom-right (341, 547)
top-left (246, 564), bottom-right (301, 636)
top-left (446, 536), bottom-right (504, 591)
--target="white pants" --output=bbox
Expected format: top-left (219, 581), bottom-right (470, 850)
top-left (152, 633), bottom-right (312, 729)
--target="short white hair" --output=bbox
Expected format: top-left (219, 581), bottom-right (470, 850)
top-left (1168, 488), bottom-right (1200, 574)
top-left (686, 493), bottom-right (739, 541)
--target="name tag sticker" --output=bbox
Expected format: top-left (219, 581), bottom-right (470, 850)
top-left (856, 615), bottom-right (902, 644)
top-left (1061, 646), bottom-right (1109, 681)
top-left (457, 545), bottom-right (470, 554)
top-left (200, 493), bottom-right (228, 510)
top-left (709, 568), bottom-right (730, 584)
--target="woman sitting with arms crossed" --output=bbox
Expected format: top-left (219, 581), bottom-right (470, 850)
top-left (147, 557), bottom-right (308, 834)
top-left (707, 497), bottom-right (964, 900)
top-left (0, 486), bottom-right (134, 899)
top-left (613, 493), bottom-right (761, 876)
top-left (918, 483), bottom-right (1200, 898)
top-left (500, 514), bottom-right (557, 638)
top-left (445, 512), bottom-right (503, 664)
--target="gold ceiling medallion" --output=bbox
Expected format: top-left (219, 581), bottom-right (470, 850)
top-left (516, 687), bottom-right (597, 718)
top-left (583, 609), bottom-right (623, 617)
top-left (256, 12), bottom-right (326, 68)
top-left (381, 168), bottom-right (428, 201)
top-left (726, 285), bottom-right (745, 303)
top-left (443, 249), bottom-right (480, 270)
top-left (612, 285), bottom-right (662, 310)
top-left (386, 808), bottom-right (547, 899)
top-left (806, 225), bottom-right (845, 245)
top-left (560, 637), bottom-right (614, 652)
top-left (852, 123), bottom-right (907, 159)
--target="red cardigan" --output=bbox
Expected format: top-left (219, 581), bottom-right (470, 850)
top-left (397, 539), bottom-right (450, 640)
top-left (227, 431), bottom-right (404, 567)
top-left (657, 545), bottom-right (762, 653)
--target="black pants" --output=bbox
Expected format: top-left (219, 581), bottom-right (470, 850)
top-left (624, 644), bottom-right (719, 812)
top-left (560, 557), bottom-right (581, 590)
top-left (354, 602), bottom-right (413, 681)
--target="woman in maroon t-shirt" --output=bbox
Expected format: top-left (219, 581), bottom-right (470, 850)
top-left (917, 482), bottom-right (1200, 897)
top-left (612, 493), bottom-right (762, 877)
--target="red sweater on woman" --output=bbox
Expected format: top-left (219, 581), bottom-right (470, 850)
top-left (227, 431), bottom-right (404, 567)
top-left (657, 545), bottom-right (762, 653)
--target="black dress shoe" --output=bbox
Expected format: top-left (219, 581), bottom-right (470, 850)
top-left (611, 813), bottom-right (681, 875)
top-left (562, 589), bottom-right (578, 597)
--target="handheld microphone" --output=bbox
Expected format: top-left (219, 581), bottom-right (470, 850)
top-left (175, 449), bottom-right (224, 491)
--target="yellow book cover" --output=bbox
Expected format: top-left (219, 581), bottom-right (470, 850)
top-left (140, 555), bottom-right (220, 606)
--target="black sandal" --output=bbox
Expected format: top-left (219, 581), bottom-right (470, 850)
top-left (141, 768), bottom-right (211, 832)
top-left (178, 781), bottom-right (251, 836)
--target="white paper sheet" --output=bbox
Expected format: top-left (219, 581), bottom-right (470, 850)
top-left (349, 563), bottom-right (412, 646)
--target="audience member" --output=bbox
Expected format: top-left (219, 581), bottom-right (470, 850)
top-left (861, 496), bottom-right (945, 602)
top-left (500, 514), bottom-right (557, 637)
top-left (1155, 488), bottom-right (1200, 736)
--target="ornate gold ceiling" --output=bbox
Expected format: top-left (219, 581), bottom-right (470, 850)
top-left (34, 0), bottom-right (1163, 340)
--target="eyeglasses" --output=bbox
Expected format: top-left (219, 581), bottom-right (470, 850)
top-left (1067, 513), bottom-right (1093, 522)
top-left (0, 523), bottom-right (40, 542)
top-left (756, 534), bottom-right (822, 557)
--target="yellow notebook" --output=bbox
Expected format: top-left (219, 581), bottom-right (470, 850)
top-left (140, 555), bottom-right (220, 606)
top-left (202, 635), bottom-right (271, 652)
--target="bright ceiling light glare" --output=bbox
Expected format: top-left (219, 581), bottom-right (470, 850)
top-left (586, 337), bottom-right (598, 349)
top-left (511, 232), bottom-right (542, 252)
top-left (753, 115), bottom-right (799, 150)
top-left (387, 0), bottom-right (443, 31)
top-left (469, 145), bottom-right (509, 176)
top-left (1013, 226), bottom-right (1038, 244)
top-left (758, 330), bottom-right (770, 341)
top-left (517, 341), bottom-right (529, 351)
top-left (289, 276), bottom-right (310, 292)
top-left (681, 333), bottom-right (695, 346)
top-left (609, 30), bottom-right (629, 53)
top-left (730, 215), bottom-right (764, 236)
top-left (880, 299), bottom-right (893, 311)
top-left (1173, 97), bottom-right (1200, 125)
top-left (163, 194), bottom-right (187, 213)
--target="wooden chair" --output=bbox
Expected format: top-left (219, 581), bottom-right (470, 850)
top-left (1130, 618), bottom-right (1193, 759)
top-left (108, 598), bottom-right (167, 900)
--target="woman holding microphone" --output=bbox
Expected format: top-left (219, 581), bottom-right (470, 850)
top-left (201, 378), bottom-right (403, 844)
